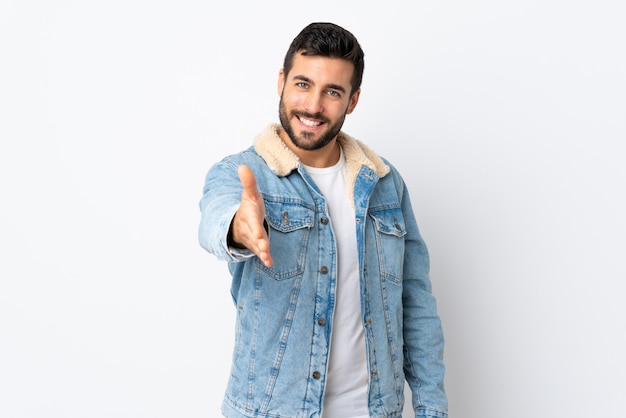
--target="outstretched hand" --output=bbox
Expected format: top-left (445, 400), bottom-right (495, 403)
top-left (231, 165), bottom-right (273, 267)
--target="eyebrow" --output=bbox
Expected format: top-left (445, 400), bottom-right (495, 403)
top-left (293, 75), bottom-right (347, 94)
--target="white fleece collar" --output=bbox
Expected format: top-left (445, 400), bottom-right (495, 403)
top-left (253, 123), bottom-right (389, 178)
top-left (253, 124), bottom-right (390, 209)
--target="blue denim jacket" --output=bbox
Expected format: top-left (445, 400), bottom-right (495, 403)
top-left (199, 124), bottom-right (447, 418)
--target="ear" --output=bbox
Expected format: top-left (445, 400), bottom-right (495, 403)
top-left (346, 88), bottom-right (361, 115)
top-left (277, 69), bottom-right (285, 96)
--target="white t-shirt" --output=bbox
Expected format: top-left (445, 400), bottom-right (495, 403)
top-left (304, 150), bottom-right (369, 418)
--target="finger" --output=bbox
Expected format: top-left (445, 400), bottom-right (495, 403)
top-left (243, 219), bottom-right (272, 268)
top-left (257, 243), bottom-right (273, 268)
top-left (260, 253), bottom-right (273, 268)
top-left (257, 228), bottom-right (273, 267)
top-left (236, 223), bottom-right (272, 268)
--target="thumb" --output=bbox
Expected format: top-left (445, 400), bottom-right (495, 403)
top-left (238, 165), bottom-right (260, 200)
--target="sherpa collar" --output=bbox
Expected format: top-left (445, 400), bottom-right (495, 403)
top-left (253, 123), bottom-right (389, 177)
top-left (253, 123), bottom-right (390, 209)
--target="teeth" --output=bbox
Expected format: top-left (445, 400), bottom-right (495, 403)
top-left (300, 117), bottom-right (321, 127)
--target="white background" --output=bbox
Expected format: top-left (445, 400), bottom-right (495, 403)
top-left (1, 1), bottom-right (625, 417)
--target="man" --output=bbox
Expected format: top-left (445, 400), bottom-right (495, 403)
top-left (198, 22), bottom-right (448, 418)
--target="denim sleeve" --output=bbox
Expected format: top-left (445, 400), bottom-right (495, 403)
top-left (398, 178), bottom-right (449, 418)
top-left (198, 158), bottom-right (254, 262)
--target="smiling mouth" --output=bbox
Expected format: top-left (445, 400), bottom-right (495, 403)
top-left (297, 115), bottom-right (324, 128)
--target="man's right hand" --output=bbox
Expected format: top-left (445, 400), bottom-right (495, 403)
top-left (230, 165), bottom-right (273, 267)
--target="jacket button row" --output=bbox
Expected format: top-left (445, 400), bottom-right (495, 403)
top-left (320, 266), bottom-right (329, 274)
top-left (317, 318), bottom-right (326, 326)
top-left (320, 216), bottom-right (328, 225)
top-left (312, 371), bottom-right (321, 379)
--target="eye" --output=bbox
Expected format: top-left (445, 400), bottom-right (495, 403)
top-left (296, 82), bottom-right (309, 89)
top-left (327, 90), bottom-right (340, 97)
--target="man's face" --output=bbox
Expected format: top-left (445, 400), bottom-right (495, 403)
top-left (278, 53), bottom-right (360, 152)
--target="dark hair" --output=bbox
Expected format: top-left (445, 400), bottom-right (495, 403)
top-left (282, 22), bottom-right (365, 95)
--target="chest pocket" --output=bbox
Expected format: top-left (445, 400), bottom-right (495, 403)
top-left (263, 200), bottom-right (314, 280)
top-left (368, 207), bottom-right (407, 284)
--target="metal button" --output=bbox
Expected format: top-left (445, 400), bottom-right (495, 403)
top-left (312, 371), bottom-right (321, 379)
top-left (320, 266), bottom-right (329, 274)
top-left (320, 216), bottom-right (328, 225)
top-left (317, 318), bottom-right (326, 326)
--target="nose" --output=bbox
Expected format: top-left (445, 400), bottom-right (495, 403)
top-left (303, 90), bottom-right (324, 114)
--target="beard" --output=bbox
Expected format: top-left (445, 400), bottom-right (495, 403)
top-left (278, 97), bottom-right (347, 151)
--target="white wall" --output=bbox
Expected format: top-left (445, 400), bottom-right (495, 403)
top-left (1, 1), bottom-right (625, 417)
